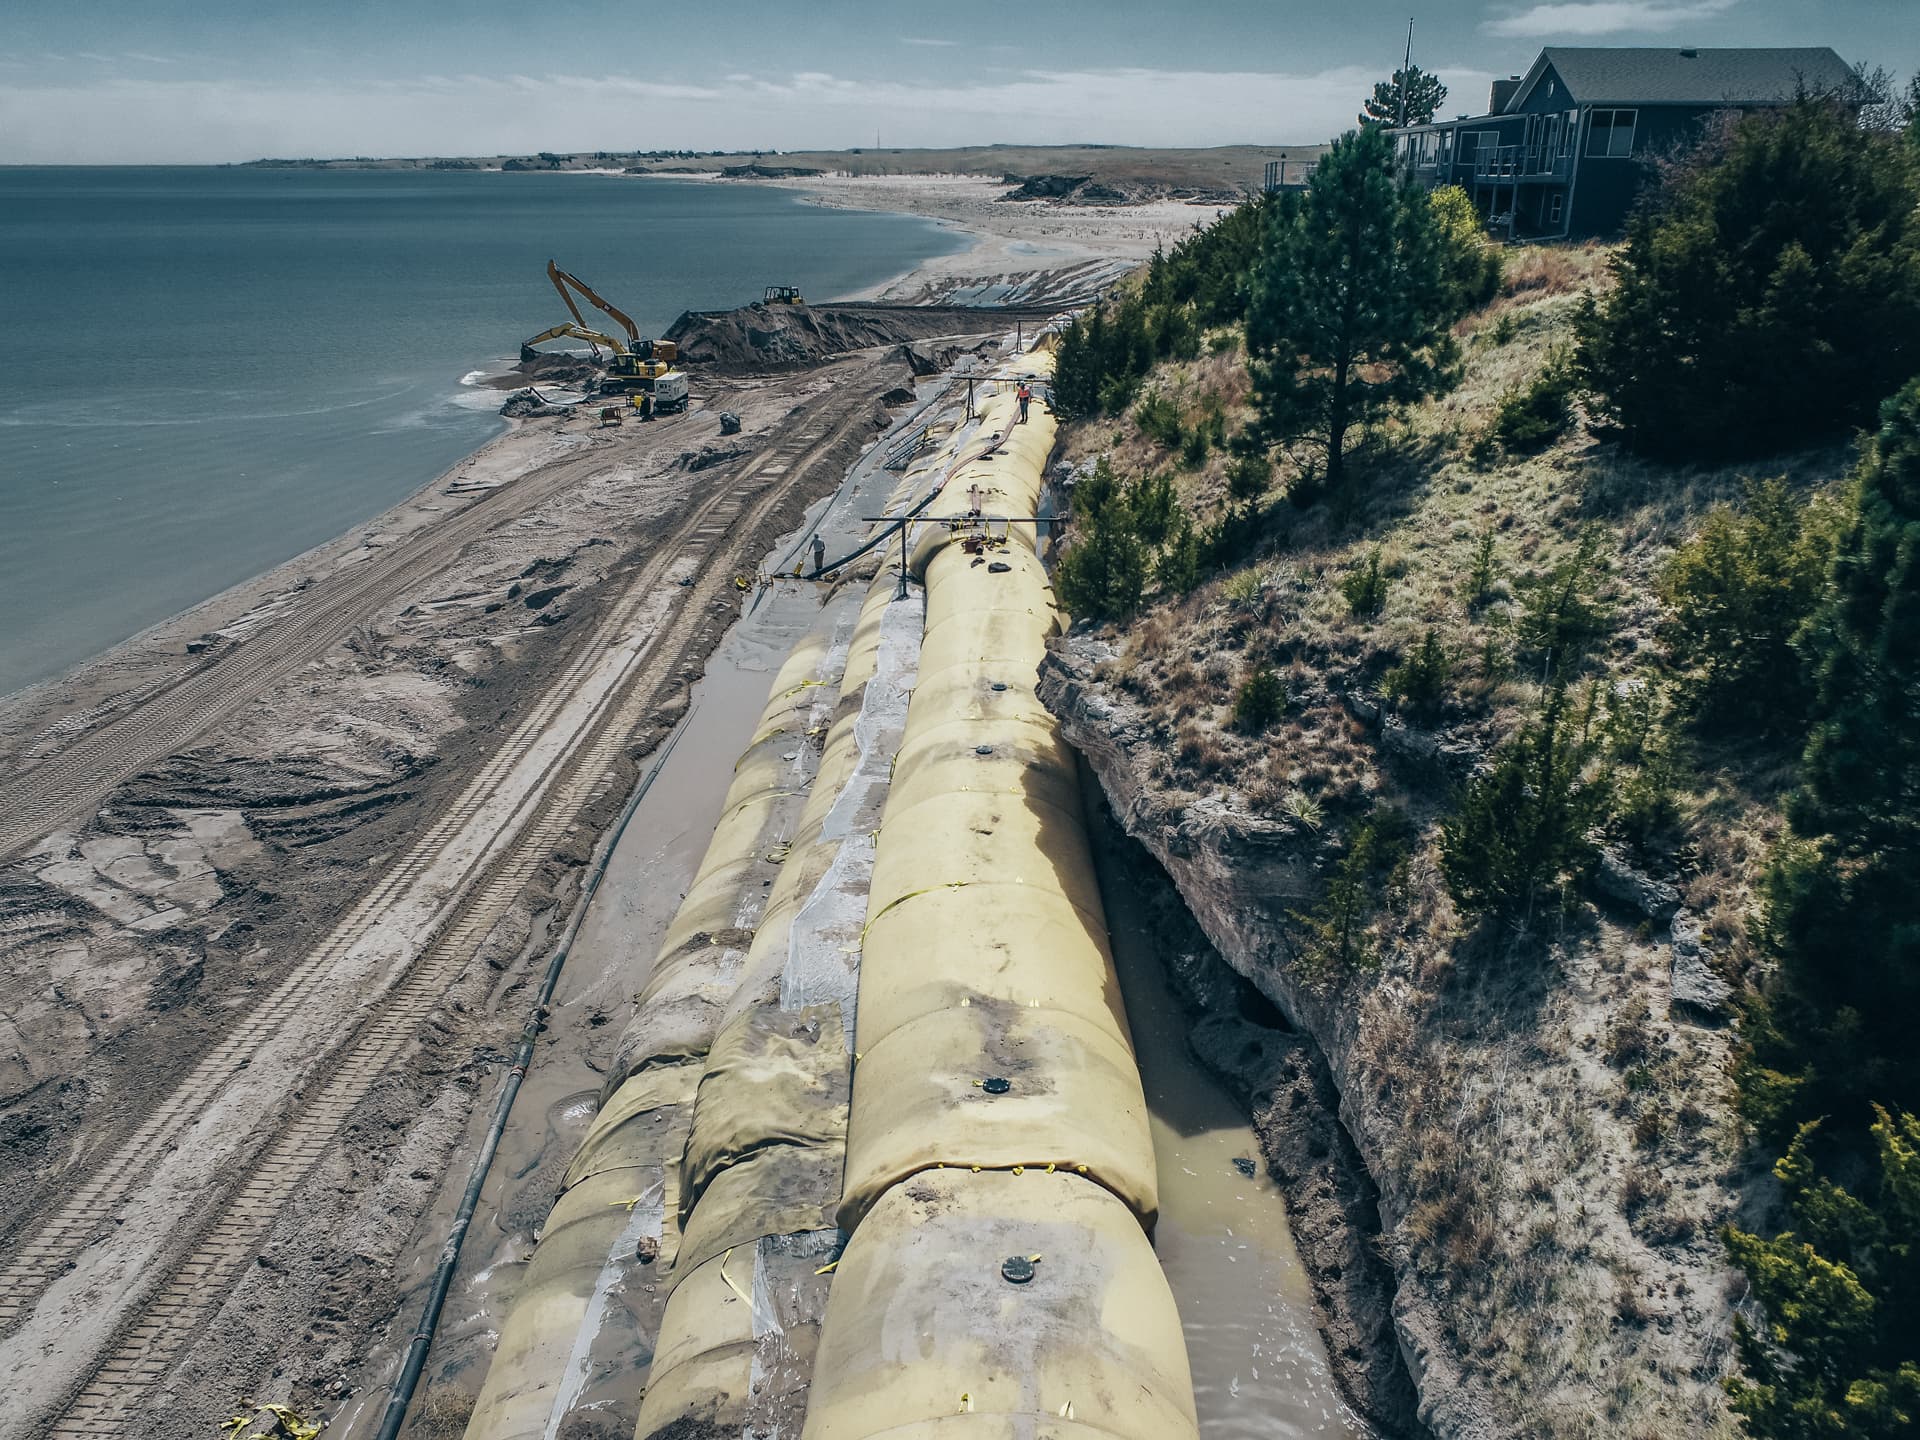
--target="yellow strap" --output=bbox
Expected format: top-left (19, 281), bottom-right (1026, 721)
top-left (717, 1246), bottom-right (751, 1303)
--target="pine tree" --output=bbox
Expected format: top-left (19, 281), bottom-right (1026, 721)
top-left (1053, 509), bottom-right (1147, 623)
top-left (1360, 65), bottom-right (1447, 128)
top-left (1754, 381), bottom-right (1920, 1127)
top-left (1575, 98), bottom-right (1920, 461)
top-left (1660, 477), bottom-right (1837, 734)
top-left (1429, 185), bottom-right (1504, 311)
top-left (1050, 312), bottom-right (1098, 420)
top-left (1725, 1107), bottom-right (1920, 1440)
top-left (1247, 126), bottom-right (1458, 497)
top-left (1439, 681), bottom-right (1611, 918)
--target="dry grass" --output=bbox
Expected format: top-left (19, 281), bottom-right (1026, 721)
top-left (1499, 241), bottom-right (1612, 301)
top-left (402, 1385), bottom-right (476, 1440)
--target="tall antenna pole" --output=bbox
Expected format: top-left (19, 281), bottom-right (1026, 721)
top-left (1399, 17), bottom-right (1414, 127)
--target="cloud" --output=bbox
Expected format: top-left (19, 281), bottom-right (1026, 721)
top-left (0, 62), bottom-right (1496, 163)
top-left (899, 36), bottom-right (958, 48)
top-left (1484, 0), bottom-right (1738, 37)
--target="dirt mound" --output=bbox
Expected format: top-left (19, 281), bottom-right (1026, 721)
top-left (663, 304), bottom-right (1028, 375)
top-left (718, 163), bottom-right (823, 179)
top-left (1002, 173), bottom-right (1093, 199)
top-left (1000, 173), bottom-right (1239, 207)
top-left (899, 339), bottom-right (996, 378)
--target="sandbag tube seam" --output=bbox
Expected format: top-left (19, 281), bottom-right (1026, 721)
top-left (634, 382), bottom-right (1011, 1435)
top-left (634, 552), bottom-right (926, 1438)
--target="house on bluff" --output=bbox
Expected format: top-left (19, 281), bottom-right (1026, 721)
top-left (1391, 46), bottom-right (1855, 240)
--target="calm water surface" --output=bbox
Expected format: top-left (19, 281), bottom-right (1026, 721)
top-left (0, 167), bottom-right (965, 695)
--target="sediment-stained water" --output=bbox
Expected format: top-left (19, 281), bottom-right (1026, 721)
top-left (0, 166), bottom-right (965, 695)
top-left (1096, 836), bottom-right (1367, 1439)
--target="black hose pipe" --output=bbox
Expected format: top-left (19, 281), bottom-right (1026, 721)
top-left (800, 480), bottom-right (950, 582)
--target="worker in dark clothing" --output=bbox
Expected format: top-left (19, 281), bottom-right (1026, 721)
top-left (811, 534), bottom-right (827, 574)
top-left (1016, 382), bottom-right (1032, 423)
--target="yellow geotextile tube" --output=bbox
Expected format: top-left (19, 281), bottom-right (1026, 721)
top-left (466, 611), bottom-right (854, 1440)
top-left (674, 1001), bottom-right (850, 1274)
top-left (600, 628), bottom-right (847, 1099)
top-left (839, 462), bottom-right (1158, 1231)
top-left (908, 362), bottom-right (1057, 578)
top-left (812, 353), bottom-right (1194, 1440)
top-left (638, 1234), bottom-right (839, 1440)
top-left (637, 566), bottom-right (908, 1438)
top-left (463, 1106), bottom-right (690, 1440)
top-left (802, 1170), bottom-right (1198, 1440)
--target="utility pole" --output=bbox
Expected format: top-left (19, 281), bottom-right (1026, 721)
top-left (1399, 18), bottom-right (1414, 128)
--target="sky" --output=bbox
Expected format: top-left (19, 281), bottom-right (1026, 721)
top-left (2, 0), bottom-right (1915, 164)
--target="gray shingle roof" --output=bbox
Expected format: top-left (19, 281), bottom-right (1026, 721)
top-left (1513, 47), bottom-right (1855, 109)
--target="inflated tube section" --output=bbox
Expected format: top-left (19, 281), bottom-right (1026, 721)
top-left (466, 411), bottom-right (969, 1439)
top-left (634, 534), bottom-right (922, 1437)
top-left (802, 353), bottom-right (1200, 1440)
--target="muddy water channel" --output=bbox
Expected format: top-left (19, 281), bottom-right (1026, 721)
top-left (1094, 834), bottom-right (1367, 1439)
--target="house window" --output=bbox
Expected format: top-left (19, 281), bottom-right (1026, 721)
top-left (1587, 109), bottom-right (1637, 158)
top-left (1549, 192), bottom-right (1565, 225)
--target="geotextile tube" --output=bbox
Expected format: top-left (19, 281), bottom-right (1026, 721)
top-left (635, 474), bottom-right (931, 1438)
top-left (802, 356), bottom-right (1199, 1440)
top-left (465, 351), bottom-right (1198, 1440)
top-left (464, 619), bottom-right (857, 1440)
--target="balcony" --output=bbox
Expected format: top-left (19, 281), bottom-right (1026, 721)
top-left (1473, 143), bottom-right (1573, 181)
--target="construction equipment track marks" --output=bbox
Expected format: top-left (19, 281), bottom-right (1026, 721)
top-left (3, 433), bottom-right (651, 862)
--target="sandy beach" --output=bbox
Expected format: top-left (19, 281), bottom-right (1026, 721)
top-left (774, 173), bottom-right (1229, 300)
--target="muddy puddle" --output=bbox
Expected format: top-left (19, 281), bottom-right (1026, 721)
top-left (1093, 835), bottom-right (1366, 1439)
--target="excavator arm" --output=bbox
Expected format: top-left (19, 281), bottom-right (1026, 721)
top-left (521, 322), bottom-right (628, 361)
top-left (547, 260), bottom-right (642, 349)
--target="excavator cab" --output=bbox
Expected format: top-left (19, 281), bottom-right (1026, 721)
top-left (764, 285), bottom-right (804, 306)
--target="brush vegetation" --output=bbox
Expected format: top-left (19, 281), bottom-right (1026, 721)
top-left (1045, 92), bottom-right (1920, 1439)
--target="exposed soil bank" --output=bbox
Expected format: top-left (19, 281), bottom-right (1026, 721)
top-left (1041, 634), bottom-right (1748, 1439)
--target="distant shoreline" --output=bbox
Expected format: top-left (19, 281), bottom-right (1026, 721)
top-left (0, 173), bottom-right (978, 714)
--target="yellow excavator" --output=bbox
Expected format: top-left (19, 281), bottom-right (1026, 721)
top-left (521, 262), bottom-right (687, 410)
top-left (521, 321), bottom-right (625, 360)
top-left (547, 260), bottom-right (677, 368)
top-left (519, 322), bottom-right (688, 413)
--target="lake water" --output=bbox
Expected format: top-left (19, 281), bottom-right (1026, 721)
top-left (0, 167), bottom-right (967, 696)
